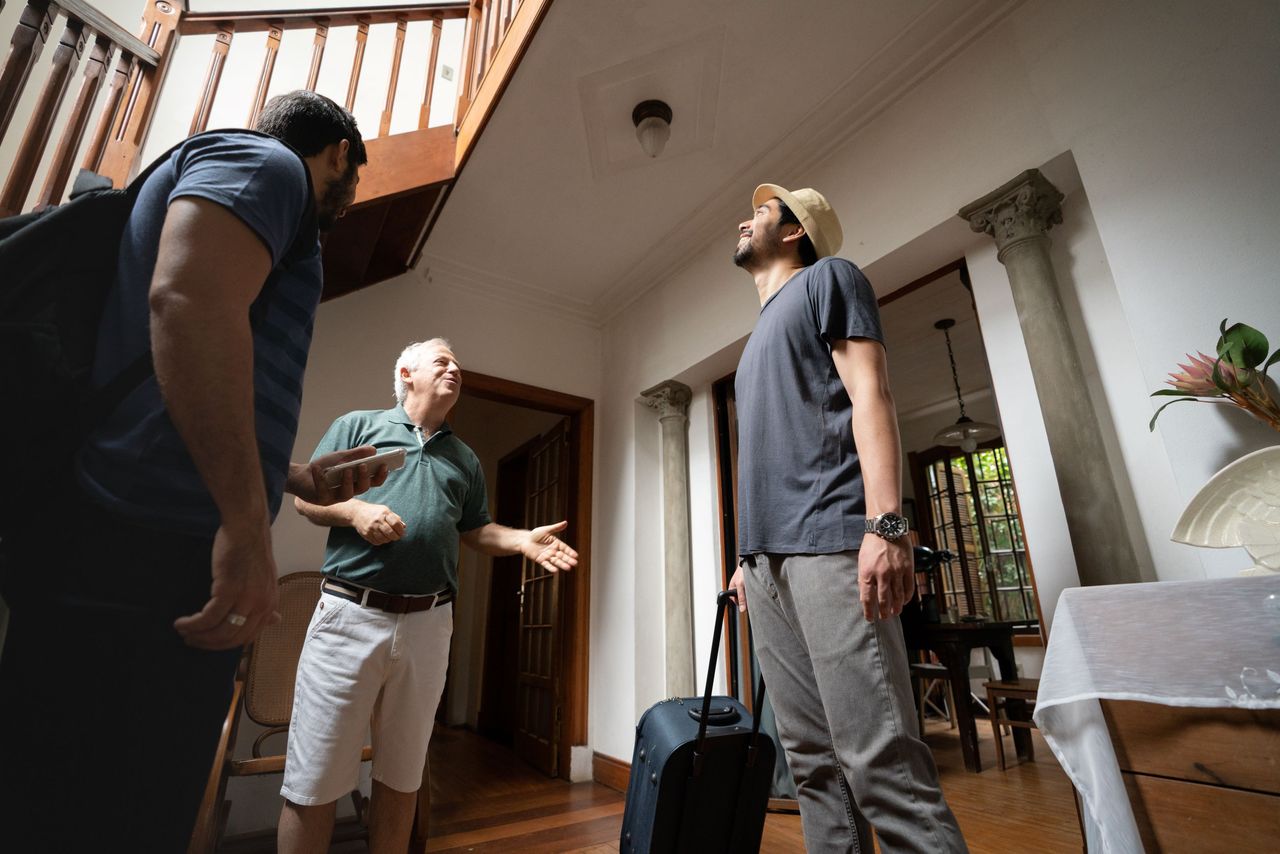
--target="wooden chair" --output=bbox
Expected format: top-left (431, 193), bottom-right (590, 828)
top-left (187, 572), bottom-right (373, 853)
top-left (909, 661), bottom-right (956, 734)
top-left (983, 677), bottom-right (1039, 770)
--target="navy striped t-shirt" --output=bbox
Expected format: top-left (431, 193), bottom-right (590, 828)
top-left (78, 131), bottom-right (323, 537)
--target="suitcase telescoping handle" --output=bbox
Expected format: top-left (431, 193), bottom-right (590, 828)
top-left (693, 590), bottom-right (767, 777)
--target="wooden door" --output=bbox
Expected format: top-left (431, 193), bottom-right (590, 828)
top-left (513, 418), bottom-right (570, 775)
top-left (478, 445), bottom-right (530, 745)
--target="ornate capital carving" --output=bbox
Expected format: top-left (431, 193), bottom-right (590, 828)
top-left (959, 169), bottom-right (1064, 257)
top-left (639, 380), bottom-right (692, 420)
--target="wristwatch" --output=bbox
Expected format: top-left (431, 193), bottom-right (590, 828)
top-left (865, 512), bottom-right (909, 541)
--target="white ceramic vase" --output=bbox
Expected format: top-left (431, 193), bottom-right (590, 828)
top-left (1170, 445), bottom-right (1280, 575)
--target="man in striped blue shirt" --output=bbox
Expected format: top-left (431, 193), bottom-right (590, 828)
top-left (0, 91), bottom-right (382, 851)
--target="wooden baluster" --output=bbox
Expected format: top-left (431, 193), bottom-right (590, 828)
top-left (0, 0), bottom-right (55, 145)
top-left (479, 0), bottom-right (494, 85)
top-left (473, 0), bottom-right (489, 95)
top-left (487, 0), bottom-right (500, 64)
top-left (465, 0), bottom-right (483, 101)
top-left (246, 24), bottom-right (282, 127)
top-left (306, 21), bottom-right (327, 91)
top-left (417, 16), bottom-right (441, 129)
top-left (189, 27), bottom-right (231, 134)
top-left (456, 0), bottom-right (481, 121)
top-left (81, 50), bottom-right (131, 173)
top-left (503, 0), bottom-right (514, 35)
top-left (344, 19), bottom-right (368, 111)
top-left (36, 34), bottom-right (114, 207)
top-left (0, 17), bottom-right (85, 216)
top-left (378, 17), bottom-right (407, 136)
top-left (98, 0), bottom-right (182, 187)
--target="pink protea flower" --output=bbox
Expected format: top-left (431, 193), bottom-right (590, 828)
top-left (1166, 351), bottom-right (1237, 395)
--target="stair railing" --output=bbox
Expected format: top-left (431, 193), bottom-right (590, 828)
top-left (0, 0), bottom-right (552, 220)
top-left (0, 0), bottom-right (178, 216)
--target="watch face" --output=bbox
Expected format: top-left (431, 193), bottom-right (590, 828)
top-left (877, 513), bottom-right (909, 540)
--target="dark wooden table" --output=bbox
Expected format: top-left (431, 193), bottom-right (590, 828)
top-left (903, 619), bottom-right (1032, 772)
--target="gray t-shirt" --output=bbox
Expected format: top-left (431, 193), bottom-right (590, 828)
top-left (734, 257), bottom-right (884, 556)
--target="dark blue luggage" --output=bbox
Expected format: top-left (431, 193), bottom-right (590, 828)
top-left (619, 591), bottom-right (777, 853)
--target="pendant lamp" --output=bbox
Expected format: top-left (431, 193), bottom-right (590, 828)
top-left (933, 318), bottom-right (1000, 453)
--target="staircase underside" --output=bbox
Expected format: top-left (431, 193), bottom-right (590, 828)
top-left (320, 124), bottom-right (455, 301)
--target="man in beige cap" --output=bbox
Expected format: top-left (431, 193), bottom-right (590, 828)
top-left (727, 185), bottom-right (967, 852)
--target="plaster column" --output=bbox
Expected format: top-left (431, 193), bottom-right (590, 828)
top-left (639, 379), bottom-right (696, 696)
top-left (960, 170), bottom-right (1141, 587)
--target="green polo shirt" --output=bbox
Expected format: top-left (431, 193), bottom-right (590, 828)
top-left (311, 406), bottom-right (491, 595)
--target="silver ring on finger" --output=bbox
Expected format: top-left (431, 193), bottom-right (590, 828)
top-left (226, 612), bottom-right (248, 627)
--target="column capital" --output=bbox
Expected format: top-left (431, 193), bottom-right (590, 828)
top-left (639, 379), bottom-right (692, 419)
top-left (959, 169), bottom-right (1064, 257)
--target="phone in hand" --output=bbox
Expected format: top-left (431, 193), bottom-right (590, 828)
top-left (322, 447), bottom-right (406, 487)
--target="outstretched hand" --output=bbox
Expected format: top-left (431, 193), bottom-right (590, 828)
top-left (523, 520), bottom-right (579, 572)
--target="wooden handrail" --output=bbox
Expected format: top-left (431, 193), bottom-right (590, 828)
top-left (57, 0), bottom-right (160, 65)
top-left (179, 3), bottom-right (467, 35)
top-left (455, 0), bottom-right (551, 171)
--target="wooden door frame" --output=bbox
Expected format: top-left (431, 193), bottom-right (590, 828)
top-left (460, 371), bottom-right (593, 781)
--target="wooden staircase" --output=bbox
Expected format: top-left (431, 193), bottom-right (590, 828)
top-left (0, 0), bottom-right (553, 301)
top-left (322, 123), bottom-right (454, 299)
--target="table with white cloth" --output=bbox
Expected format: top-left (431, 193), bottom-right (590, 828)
top-left (1033, 576), bottom-right (1280, 853)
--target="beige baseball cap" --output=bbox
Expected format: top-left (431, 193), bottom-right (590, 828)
top-left (752, 184), bottom-right (843, 259)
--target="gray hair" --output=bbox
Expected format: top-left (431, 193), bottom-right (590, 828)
top-left (393, 338), bottom-right (454, 404)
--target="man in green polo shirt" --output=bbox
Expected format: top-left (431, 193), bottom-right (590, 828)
top-left (278, 338), bottom-right (578, 854)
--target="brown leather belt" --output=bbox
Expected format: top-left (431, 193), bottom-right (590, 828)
top-left (321, 578), bottom-right (453, 614)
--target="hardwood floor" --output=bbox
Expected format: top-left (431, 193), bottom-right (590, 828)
top-left (416, 716), bottom-right (1082, 853)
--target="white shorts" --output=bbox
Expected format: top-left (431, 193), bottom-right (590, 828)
top-left (281, 591), bottom-right (453, 805)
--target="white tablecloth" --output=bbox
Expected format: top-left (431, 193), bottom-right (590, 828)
top-left (1033, 576), bottom-right (1280, 853)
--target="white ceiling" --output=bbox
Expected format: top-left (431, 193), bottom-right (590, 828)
top-left (423, 0), bottom-right (1020, 324)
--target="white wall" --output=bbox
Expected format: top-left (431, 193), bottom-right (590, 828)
top-left (588, 0), bottom-right (1280, 762)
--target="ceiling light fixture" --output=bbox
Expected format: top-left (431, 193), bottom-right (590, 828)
top-left (933, 318), bottom-right (1001, 453)
top-left (632, 99), bottom-right (672, 158)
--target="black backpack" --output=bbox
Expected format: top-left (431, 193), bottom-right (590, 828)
top-left (0, 130), bottom-right (313, 536)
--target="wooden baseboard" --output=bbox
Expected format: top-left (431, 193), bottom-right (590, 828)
top-left (592, 751), bottom-right (630, 794)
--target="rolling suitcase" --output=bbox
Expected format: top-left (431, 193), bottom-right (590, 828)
top-left (619, 590), bottom-right (777, 853)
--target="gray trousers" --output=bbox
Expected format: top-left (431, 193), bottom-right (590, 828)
top-left (741, 552), bottom-right (968, 853)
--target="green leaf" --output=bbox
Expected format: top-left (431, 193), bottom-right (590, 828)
top-left (1263, 347), bottom-right (1280, 379)
top-left (1149, 397), bottom-right (1201, 431)
top-left (1216, 334), bottom-right (1245, 370)
top-left (1221, 322), bottom-right (1270, 368)
top-left (1150, 389), bottom-right (1199, 397)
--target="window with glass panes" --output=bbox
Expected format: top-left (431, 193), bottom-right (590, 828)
top-left (917, 445), bottom-right (1036, 625)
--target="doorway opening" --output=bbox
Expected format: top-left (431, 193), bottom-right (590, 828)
top-left (444, 372), bottom-right (593, 781)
